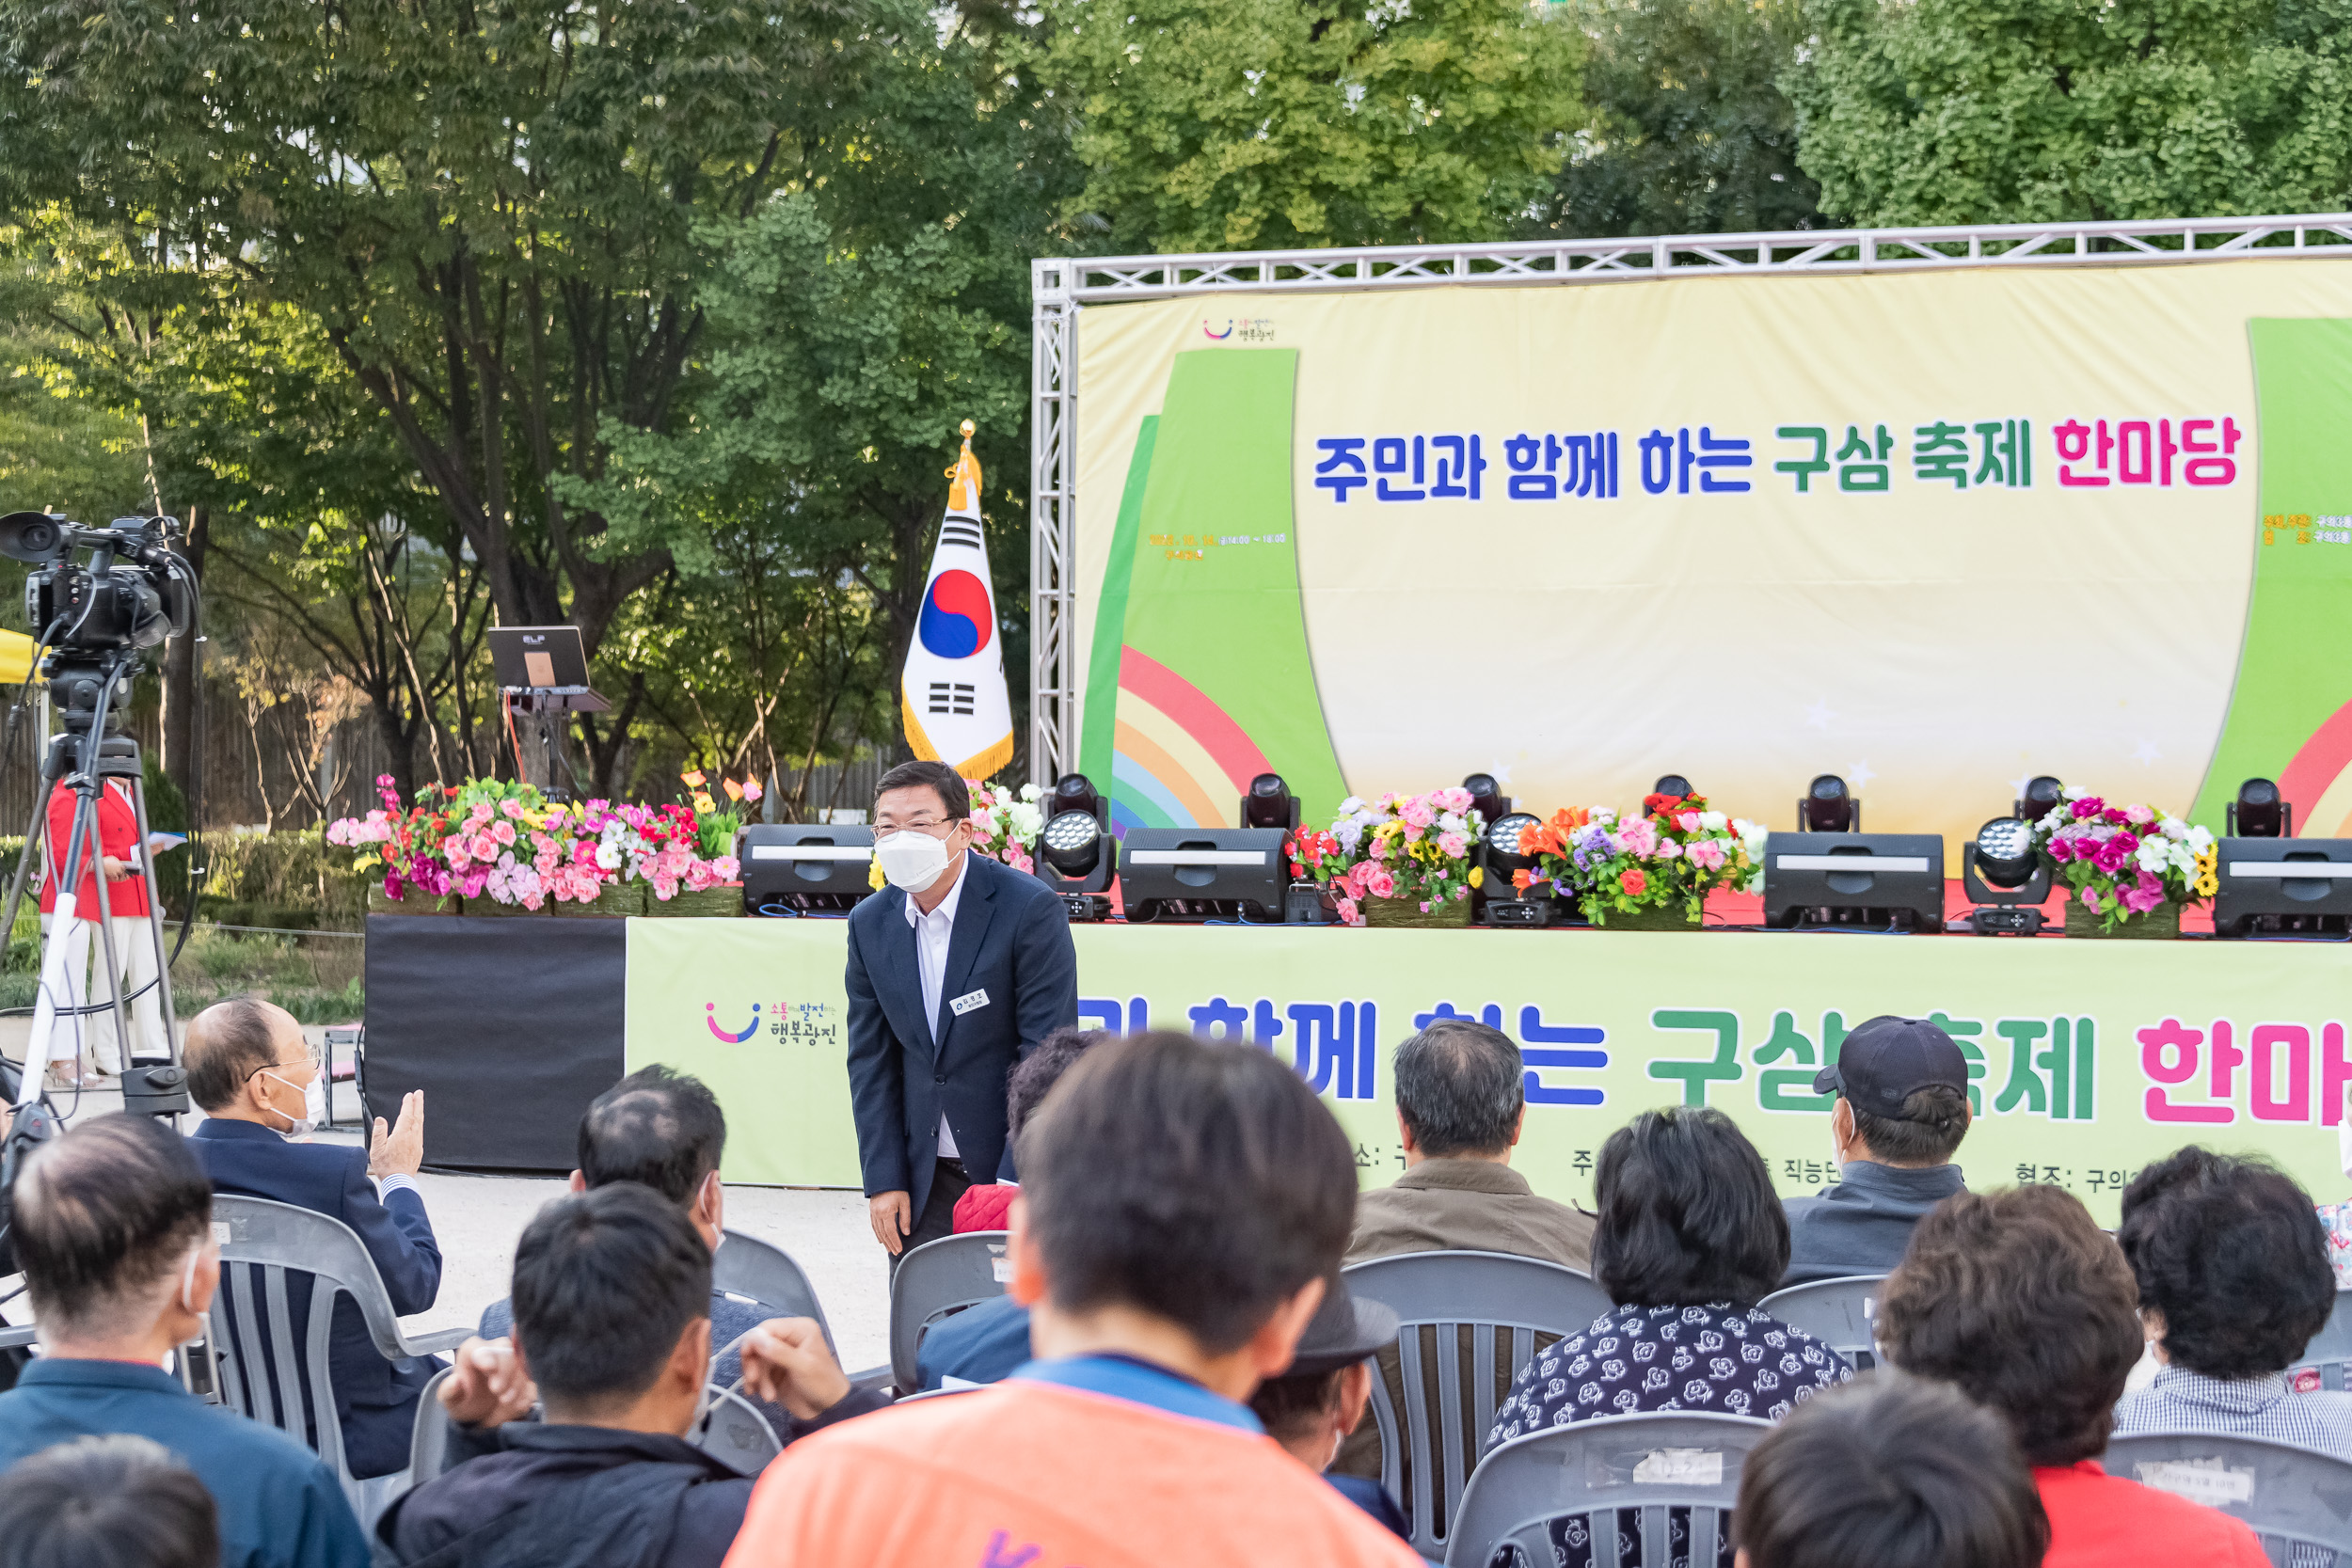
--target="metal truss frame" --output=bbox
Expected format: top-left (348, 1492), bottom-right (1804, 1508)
top-left (1026, 212), bottom-right (2352, 784)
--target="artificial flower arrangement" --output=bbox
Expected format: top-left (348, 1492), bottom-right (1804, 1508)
top-left (2030, 788), bottom-right (2216, 932)
top-left (328, 772), bottom-right (742, 911)
top-left (864, 777), bottom-right (1044, 891)
top-left (1514, 791), bottom-right (1767, 927)
top-left (1287, 787), bottom-right (1486, 926)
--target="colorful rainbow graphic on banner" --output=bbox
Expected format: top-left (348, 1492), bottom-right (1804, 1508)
top-left (1109, 647), bottom-right (1276, 832)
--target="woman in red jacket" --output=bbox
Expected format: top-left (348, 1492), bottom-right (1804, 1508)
top-left (34, 775), bottom-right (163, 1089)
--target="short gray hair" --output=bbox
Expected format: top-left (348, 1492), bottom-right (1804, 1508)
top-left (1393, 1020), bottom-right (1524, 1158)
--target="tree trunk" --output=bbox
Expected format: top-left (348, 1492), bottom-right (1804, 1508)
top-left (161, 503), bottom-right (210, 811)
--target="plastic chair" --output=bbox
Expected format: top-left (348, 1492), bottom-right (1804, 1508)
top-left (1444, 1411), bottom-right (1772, 1568)
top-left (691, 1386), bottom-right (782, 1475)
top-left (889, 1231), bottom-right (1010, 1394)
top-left (712, 1228), bottom-right (836, 1354)
top-left (406, 1366), bottom-right (457, 1486)
top-left (2292, 1290), bottom-right (2352, 1391)
top-left (2103, 1430), bottom-right (2352, 1564)
top-left (1756, 1275), bottom-right (1887, 1370)
top-left (1342, 1249), bottom-right (1616, 1562)
top-left (207, 1195), bottom-right (471, 1514)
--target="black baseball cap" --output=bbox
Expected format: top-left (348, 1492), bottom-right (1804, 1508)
top-left (1281, 1275), bottom-right (1400, 1377)
top-left (1813, 1015), bottom-right (1968, 1118)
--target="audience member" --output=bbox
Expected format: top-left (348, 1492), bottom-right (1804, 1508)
top-left (2112, 1147), bottom-right (2352, 1450)
top-left (184, 995), bottom-right (444, 1482)
top-left (1486, 1107), bottom-right (1849, 1567)
top-left (1336, 1017), bottom-right (1595, 1485)
top-left (1733, 1374), bottom-right (2047, 1568)
top-left (1781, 1015), bottom-right (1971, 1287)
top-left (0, 1433), bottom-right (221, 1568)
top-left (0, 1114), bottom-right (368, 1568)
top-left (951, 1027), bottom-right (1097, 1234)
top-left (379, 1182), bottom-right (830, 1567)
top-left (474, 1066), bottom-right (883, 1444)
top-left (915, 1031), bottom-right (1101, 1390)
top-left (1245, 1277), bottom-right (1410, 1544)
top-left (1347, 1019), bottom-right (1594, 1267)
top-left (723, 1033), bottom-right (1422, 1567)
top-left (1878, 1184), bottom-right (2266, 1568)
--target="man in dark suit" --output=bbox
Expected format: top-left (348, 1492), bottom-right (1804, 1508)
top-left (184, 994), bottom-right (443, 1481)
top-left (846, 760), bottom-right (1078, 1270)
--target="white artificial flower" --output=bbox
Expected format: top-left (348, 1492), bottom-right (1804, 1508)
top-left (2160, 818), bottom-right (2186, 841)
top-left (1438, 812), bottom-right (1467, 836)
top-left (1337, 796), bottom-right (1366, 816)
top-left (1698, 811), bottom-right (1727, 831)
top-left (1020, 783), bottom-right (1041, 801)
top-left (2185, 824), bottom-right (2215, 851)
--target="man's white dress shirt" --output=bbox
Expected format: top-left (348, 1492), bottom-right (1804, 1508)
top-left (904, 853), bottom-right (969, 1160)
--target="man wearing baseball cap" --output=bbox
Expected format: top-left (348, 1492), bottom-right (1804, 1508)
top-left (1782, 1015), bottom-right (1974, 1288)
top-left (1247, 1277), bottom-right (1409, 1544)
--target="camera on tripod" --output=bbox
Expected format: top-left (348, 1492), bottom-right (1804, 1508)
top-left (0, 511), bottom-right (195, 662)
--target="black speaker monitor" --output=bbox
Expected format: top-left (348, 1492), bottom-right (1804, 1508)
top-left (1764, 832), bottom-right (1944, 931)
top-left (2212, 836), bottom-right (2352, 938)
top-left (1119, 829), bottom-right (1288, 923)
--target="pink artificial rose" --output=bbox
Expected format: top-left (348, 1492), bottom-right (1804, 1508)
top-left (1004, 846), bottom-right (1034, 874)
top-left (326, 819), bottom-right (353, 847)
top-left (1656, 838), bottom-right (1683, 860)
top-left (1677, 811), bottom-right (1702, 832)
top-left (2103, 808), bottom-right (2130, 828)
top-left (685, 861), bottom-right (716, 892)
top-left (2091, 838), bottom-right (2130, 875)
top-left (1364, 864), bottom-right (1397, 899)
top-left (2122, 881), bottom-right (2163, 914)
top-left (491, 820), bottom-right (517, 847)
top-left (651, 877), bottom-right (678, 901)
top-left (446, 845), bottom-right (473, 870)
top-left (1436, 831), bottom-right (1469, 859)
top-left (1618, 818), bottom-right (1660, 856)
top-left (469, 802), bottom-right (494, 825)
top-left (2079, 885), bottom-right (2103, 912)
top-left (454, 869), bottom-right (489, 898)
top-left (1418, 901), bottom-right (1432, 914)
top-left (1401, 799), bottom-right (1438, 831)
top-left (2072, 796), bottom-right (2105, 819)
top-left (1435, 786), bottom-right (1474, 815)
top-left (2126, 804), bottom-right (2155, 826)
top-left (1336, 895), bottom-right (1360, 926)
top-left (1368, 837), bottom-right (1390, 861)
top-left (521, 891), bottom-right (545, 911)
top-left (1454, 885), bottom-right (1469, 901)
top-left (501, 799), bottom-right (527, 820)
top-left (1687, 839), bottom-right (1726, 872)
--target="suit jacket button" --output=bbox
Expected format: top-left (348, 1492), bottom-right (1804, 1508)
top-left (933, 1073), bottom-right (946, 1084)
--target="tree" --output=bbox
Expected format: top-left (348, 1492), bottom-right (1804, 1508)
top-left (1029, 0), bottom-right (1584, 252)
top-left (1787, 0), bottom-right (2352, 227)
top-left (1527, 0), bottom-right (1819, 238)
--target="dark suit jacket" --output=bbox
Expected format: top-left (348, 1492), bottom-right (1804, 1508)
top-left (190, 1117), bottom-right (444, 1480)
top-left (844, 850), bottom-right (1078, 1218)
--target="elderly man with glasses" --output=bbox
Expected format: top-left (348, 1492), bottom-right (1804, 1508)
top-left (184, 994), bottom-right (443, 1495)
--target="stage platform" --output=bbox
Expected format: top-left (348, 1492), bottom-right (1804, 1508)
top-left (364, 913), bottom-right (2351, 1224)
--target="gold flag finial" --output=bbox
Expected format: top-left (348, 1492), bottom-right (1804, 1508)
top-left (946, 420), bottom-right (982, 513)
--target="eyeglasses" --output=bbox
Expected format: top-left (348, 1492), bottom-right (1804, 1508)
top-left (244, 1047), bottom-right (323, 1083)
top-left (876, 816), bottom-right (962, 834)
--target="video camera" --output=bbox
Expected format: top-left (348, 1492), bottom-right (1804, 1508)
top-left (0, 510), bottom-right (195, 655)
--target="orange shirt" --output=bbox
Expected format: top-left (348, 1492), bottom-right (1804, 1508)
top-left (723, 1364), bottom-right (1422, 1568)
top-left (2035, 1462), bottom-right (2269, 1568)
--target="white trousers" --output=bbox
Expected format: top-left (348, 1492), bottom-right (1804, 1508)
top-left (35, 912), bottom-right (167, 1070)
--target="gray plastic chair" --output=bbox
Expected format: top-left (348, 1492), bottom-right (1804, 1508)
top-left (406, 1366), bottom-right (457, 1486)
top-left (1445, 1411), bottom-right (1773, 1568)
top-left (2291, 1290), bottom-right (2352, 1391)
top-left (713, 1228), bottom-right (835, 1354)
top-left (888, 1231), bottom-right (1010, 1394)
top-left (1756, 1275), bottom-right (1887, 1370)
top-left (2103, 1430), bottom-right (2352, 1565)
top-left (691, 1386), bottom-right (783, 1475)
top-left (1342, 1249), bottom-right (1615, 1562)
top-left (208, 1195), bottom-right (471, 1513)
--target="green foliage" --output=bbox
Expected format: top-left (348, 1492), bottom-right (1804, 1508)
top-left (1530, 0), bottom-right (1819, 237)
top-left (199, 827), bottom-right (369, 932)
top-left (1787, 0), bottom-right (2352, 225)
top-left (1030, 0), bottom-right (1584, 251)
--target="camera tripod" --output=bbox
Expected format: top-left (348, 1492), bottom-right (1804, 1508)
top-left (3, 645), bottom-right (184, 1116)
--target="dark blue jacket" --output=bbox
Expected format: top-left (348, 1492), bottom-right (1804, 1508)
top-left (0, 1358), bottom-right (368, 1568)
top-left (914, 1292), bottom-right (1034, 1391)
top-left (1780, 1161), bottom-right (1967, 1288)
top-left (189, 1117), bottom-right (444, 1480)
top-left (844, 851), bottom-right (1078, 1218)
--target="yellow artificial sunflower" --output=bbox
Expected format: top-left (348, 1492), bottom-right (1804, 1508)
top-left (1469, 865), bottom-right (1484, 889)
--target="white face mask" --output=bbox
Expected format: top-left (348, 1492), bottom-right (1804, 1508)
top-left (262, 1069), bottom-right (326, 1139)
top-left (874, 830), bottom-right (952, 893)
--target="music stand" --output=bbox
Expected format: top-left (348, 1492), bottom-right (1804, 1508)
top-left (487, 626), bottom-right (611, 799)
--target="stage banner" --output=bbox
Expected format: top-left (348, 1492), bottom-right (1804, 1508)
top-left (1070, 262), bottom-right (2352, 857)
top-left (625, 920), bottom-right (2352, 1225)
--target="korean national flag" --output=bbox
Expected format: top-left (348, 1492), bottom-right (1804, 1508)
top-left (900, 421), bottom-right (1013, 779)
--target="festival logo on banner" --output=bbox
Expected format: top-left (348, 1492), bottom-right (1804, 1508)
top-left (705, 1003), bottom-right (761, 1043)
top-left (697, 1000), bottom-right (842, 1048)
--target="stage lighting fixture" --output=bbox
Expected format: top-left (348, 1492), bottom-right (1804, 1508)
top-left (1242, 771), bottom-right (1299, 831)
top-left (1120, 829), bottom-right (1288, 923)
top-left (1462, 772), bottom-right (1513, 826)
top-left (740, 823), bottom-right (876, 914)
top-left (2016, 774), bottom-right (2066, 822)
top-left (2213, 833), bottom-right (2352, 937)
top-left (1653, 774), bottom-right (1695, 800)
top-left (1033, 772), bottom-right (1115, 920)
top-left (2229, 777), bottom-right (2291, 838)
top-left (1481, 811), bottom-right (1554, 927)
top-left (1797, 774), bottom-right (1858, 832)
top-left (1764, 832), bottom-right (1944, 931)
top-left (1962, 816), bottom-right (2054, 935)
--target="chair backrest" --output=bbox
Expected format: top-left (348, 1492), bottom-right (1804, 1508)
top-left (2292, 1290), bottom-right (2352, 1391)
top-left (713, 1229), bottom-right (835, 1354)
top-left (407, 1367), bottom-right (457, 1486)
top-left (889, 1231), bottom-right (1011, 1393)
top-left (1443, 1411), bottom-right (1772, 1568)
top-left (1756, 1275), bottom-right (1888, 1370)
top-left (208, 1194), bottom-right (430, 1508)
top-left (2103, 1430), bottom-right (2352, 1564)
top-left (691, 1386), bottom-right (783, 1475)
top-left (1342, 1249), bottom-right (1616, 1562)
